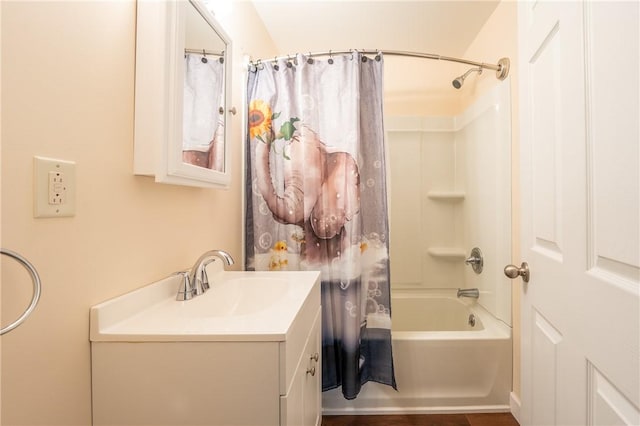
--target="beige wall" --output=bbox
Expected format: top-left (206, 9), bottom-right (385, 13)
top-left (460, 1), bottom-right (521, 402)
top-left (0, 1), bottom-right (276, 424)
top-left (384, 58), bottom-right (462, 116)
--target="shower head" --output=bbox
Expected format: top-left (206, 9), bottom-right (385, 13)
top-left (452, 67), bottom-right (483, 89)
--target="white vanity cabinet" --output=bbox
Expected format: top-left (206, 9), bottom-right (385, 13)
top-left (90, 270), bottom-right (321, 426)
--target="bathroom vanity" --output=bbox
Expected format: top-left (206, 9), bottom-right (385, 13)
top-left (90, 269), bottom-right (321, 426)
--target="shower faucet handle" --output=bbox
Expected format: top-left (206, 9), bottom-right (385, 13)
top-left (465, 255), bottom-right (481, 265)
top-left (465, 247), bottom-right (483, 274)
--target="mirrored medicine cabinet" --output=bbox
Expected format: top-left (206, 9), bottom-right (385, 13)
top-left (134, 0), bottom-right (233, 188)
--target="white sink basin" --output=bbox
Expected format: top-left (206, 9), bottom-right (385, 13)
top-left (90, 268), bottom-right (320, 342)
top-left (178, 277), bottom-right (291, 318)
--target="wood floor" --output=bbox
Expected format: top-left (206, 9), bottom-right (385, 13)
top-left (322, 413), bottom-right (520, 426)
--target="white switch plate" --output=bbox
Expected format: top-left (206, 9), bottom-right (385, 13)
top-left (34, 156), bottom-right (76, 218)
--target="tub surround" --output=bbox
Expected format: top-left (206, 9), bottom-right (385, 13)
top-left (387, 78), bottom-right (512, 326)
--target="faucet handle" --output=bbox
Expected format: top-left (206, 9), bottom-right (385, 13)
top-left (174, 271), bottom-right (194, 301)
top-left (199, 263), bottom-right (211, 293)
top-left (464, 247), bottom-right (483, 274)
top-left (199, 258), bottom-right (218, 292)
top-left (464, 255), bottom-right (479, 265)
top-left (193, 279), bottom-right (204, 296)
top-left (199, 270), bottom-right (210, 292)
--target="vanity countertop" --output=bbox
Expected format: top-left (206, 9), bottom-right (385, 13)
top-left (90, 269), bottom-right (320, 342)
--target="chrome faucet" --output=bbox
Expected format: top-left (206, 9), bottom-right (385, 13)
top-left (176, 250), bottom-right (235, 301)
top-left (457, 288), bottom-right (480, 299)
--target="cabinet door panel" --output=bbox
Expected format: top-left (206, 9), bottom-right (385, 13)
top-left (280, 307), bottom-right (321, 426)
top-left (303, 308), bottom-right (321, 426)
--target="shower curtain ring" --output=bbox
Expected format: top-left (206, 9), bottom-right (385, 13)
top-left (273, 56), bottom-right (279, 71)
top-left (201, 49), bottom-right (208, 63)
top-left (307, 52), bottom-right (314, 64)
top-left (328, 50), bottom-right (334, 65)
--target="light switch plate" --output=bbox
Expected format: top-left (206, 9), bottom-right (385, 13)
top-left (34, 156), bottom-right (76, 218)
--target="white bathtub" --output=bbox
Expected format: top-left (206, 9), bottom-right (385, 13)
top-left (322, 289), bottom-right (512, 414)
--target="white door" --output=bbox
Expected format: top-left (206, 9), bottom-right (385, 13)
top-left (518, 1), bottom-right (639, 425)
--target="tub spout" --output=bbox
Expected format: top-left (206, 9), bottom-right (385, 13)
top-left (457, 288), bottom-right (479, 299)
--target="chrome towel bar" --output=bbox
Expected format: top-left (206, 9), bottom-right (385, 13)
top-left (1, 249), bottom-right (42, 335)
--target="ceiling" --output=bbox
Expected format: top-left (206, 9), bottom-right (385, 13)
top-left (251, 0), bottom-right (501, 59)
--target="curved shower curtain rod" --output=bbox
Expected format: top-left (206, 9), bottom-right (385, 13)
top-left (251, 49), bottom-right (510, 80)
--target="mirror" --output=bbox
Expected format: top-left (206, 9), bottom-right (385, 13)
top-left (133, 0), bottom-right (232, 188)
top-left (182, 1), bottom-right (226, 172)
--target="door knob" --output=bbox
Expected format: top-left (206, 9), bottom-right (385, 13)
top-left (504, 262), bottom-right (530, 283)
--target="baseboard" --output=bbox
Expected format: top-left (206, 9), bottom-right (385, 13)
top-left (510, 392), bottom-right (521, 424)
top-left (322, 405), bottom-right (511, 416)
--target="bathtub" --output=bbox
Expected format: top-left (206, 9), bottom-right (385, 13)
top-left (322, 289), bottom-right (512, 414)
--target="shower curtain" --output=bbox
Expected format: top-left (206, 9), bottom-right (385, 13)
top-left (183, 53), bottom-right (225, 171)
top-left (245, 52), bottom-right (396, 399)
